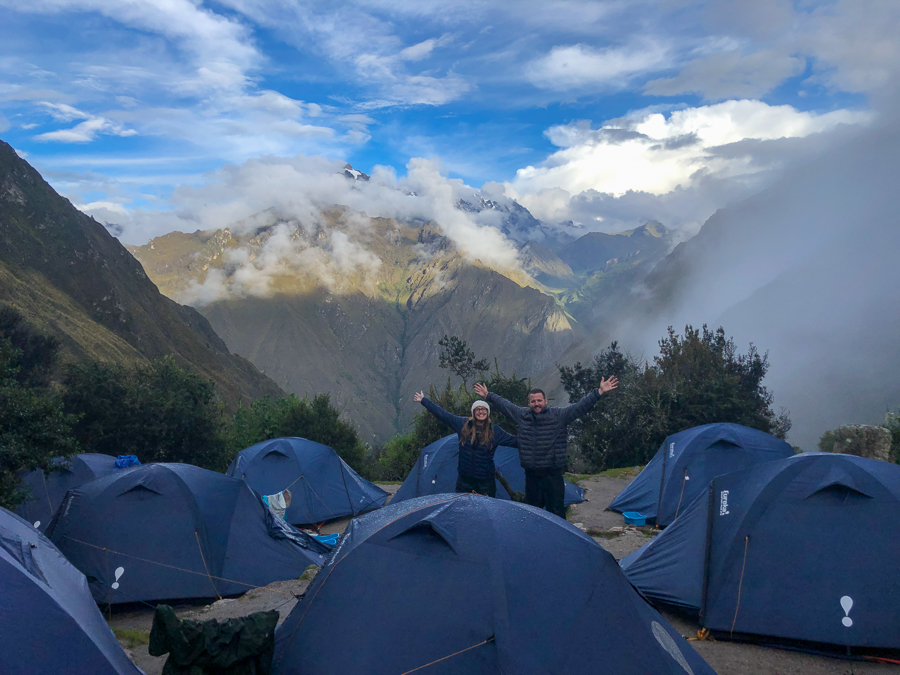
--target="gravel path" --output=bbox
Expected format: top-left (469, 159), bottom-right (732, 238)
top-left (109, 479), bottom-right (898, 674)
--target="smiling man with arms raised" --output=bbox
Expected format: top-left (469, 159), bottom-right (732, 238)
top-left (473, 378), bottom-right (618, 518)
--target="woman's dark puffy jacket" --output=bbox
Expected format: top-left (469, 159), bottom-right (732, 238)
top-left (420, 398), bottom-right (518, 481)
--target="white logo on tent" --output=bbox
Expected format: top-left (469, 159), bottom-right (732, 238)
top-left (669, 443), bottom-right (675, 458)
top-left (651, 621), bottom-right (694, 674)
top-left (719, 490), bottom-right (730, 516)
top-left (33, 521), bottom-right (40, 529)
top-left (841, 596), bottom-right (854, 627)
top-left (111, 567), bottom-right (125, 590)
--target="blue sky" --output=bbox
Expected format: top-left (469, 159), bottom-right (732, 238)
top-left (1, 0), bottom-right (896, 242)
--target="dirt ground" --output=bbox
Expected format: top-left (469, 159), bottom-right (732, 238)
top-left (109, 479), bottom-right (899, 675)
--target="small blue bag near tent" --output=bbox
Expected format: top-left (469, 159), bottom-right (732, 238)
top-left (609, 423), bottom-right (793, 526)
top-left (621, 453), bottom-right (900, 649)
top-left (114, 455), bottom-right (141, 469)
top-left (392, 434), bottom-right (585, 506)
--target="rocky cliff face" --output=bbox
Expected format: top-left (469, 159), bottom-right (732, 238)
top-left (129, 208), bottom-right (580, 440)
top-left (0, 139), bottom-right (283, 407)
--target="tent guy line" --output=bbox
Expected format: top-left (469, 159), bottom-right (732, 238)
top-left (400, 636), bottom-right (497, 675)
top-left (61, 534), bottom-right (297, 597)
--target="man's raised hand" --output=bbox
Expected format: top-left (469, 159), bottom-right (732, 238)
top-left (473, 382), bottom-right (489, 398)
top-left (413, 390), bottom-right (425, 403)
top-left (598, 376), bottom-right (619, 395)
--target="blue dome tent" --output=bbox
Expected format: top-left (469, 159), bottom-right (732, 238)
top-left (47, 463), bottom-right (330, 604)
top-left (16, 454), bottom-right (119, 531)
top-left (0, 507), bottom-right (141, 675)
top-left (226, 437), bottom-right (388, 524)
top-left (392, 434), bottom-right (585, 506)
top-left (621, 453), bottom-right (900, 649)
top-left (273, 494), bottom-right (716, 675)
top-left (610, 423), bottom-right (793, 526)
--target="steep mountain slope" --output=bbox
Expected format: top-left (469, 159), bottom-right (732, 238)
top-left (130, 209), bottom-right (580, 440)
top-left (559, 221), bottom-right (669, 273)
top-left (0, 140), bottom-right (283, 406)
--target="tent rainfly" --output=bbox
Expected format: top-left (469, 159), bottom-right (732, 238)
top-left (0, 507), bottom-right (142, 675)
top-left (391, 434), bottom-right (585, 506)
top-left (47, 463), bottom-right (330, 604)
top-left (273, 493), bottom-right (717, 675)
top-left (621, 453), bottom-right (900, 649)
top-left (227, 437), bottom-right (388, 524)
top-left (609, 423), bottom-right (793, 526)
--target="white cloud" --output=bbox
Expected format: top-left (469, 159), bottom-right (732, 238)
top-left (512, 100), bottom-right (872, 200)
top-left (509, 100), bottom-right (872, 234)
top-left (526, 42), bottom-right (670, 91)
top-left (34, 108), bottom-right (137, 143)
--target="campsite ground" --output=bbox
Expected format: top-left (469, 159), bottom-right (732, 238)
top-left (109, 479), bottom-right (897, 675)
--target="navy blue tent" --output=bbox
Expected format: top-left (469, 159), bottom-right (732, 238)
top-left (0, 507), bottom-right (141, 674)
top-left (226, 437), bottom-right (388, 524)
top-left (16, 454), bottom-right (119, 531)
top-left (273, 493), bottom-right (716, 675)
top-left (610, 423), bottom-right (793, 526)
top-left (392, 434), bottom-right (585, 506)
top-left (47, 463), bottom-right (330, 604)
top-left (621, 453), bottom-right (900, 648)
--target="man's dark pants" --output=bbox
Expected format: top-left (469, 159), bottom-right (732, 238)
top-left (524, 468), bottom-right (566, 518)
top-left (456, 474), bottom-right (497, 498)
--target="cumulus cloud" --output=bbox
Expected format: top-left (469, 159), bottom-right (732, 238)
top-left (509, 100), bottom-right (872, 233)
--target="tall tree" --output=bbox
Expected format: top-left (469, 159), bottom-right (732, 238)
top-left (438, 335), bottom-right (490, 389)
top-left (560, 326), bottom-right (791, 472)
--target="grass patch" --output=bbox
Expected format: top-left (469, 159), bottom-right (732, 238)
top-left (374, 481), bottom-right (404, 485)
top-left (112, 628), bottom-right (150, 649)
top-left (596, 466), bottom-right (643, 479)
top-left (586, 528), bottom-right (622, 539)
top-left (299, 565), bottom-right (318, 582)
top-left (564, 466), bottom-right (643, 483)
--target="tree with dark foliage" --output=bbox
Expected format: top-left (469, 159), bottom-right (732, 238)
top-left (560, 326), bottom-right (791, 472)
top-left (438, 335), bottom-right (490, 389)
top-left (0, 308), bottom-right (77, 509)
top-left (63, 356), bottom-right (225, 470)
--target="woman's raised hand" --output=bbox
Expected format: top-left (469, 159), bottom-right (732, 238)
top-left (413, 390), bottom-right (425, 403)
top-left (473, 382), bottom-right (489, 398)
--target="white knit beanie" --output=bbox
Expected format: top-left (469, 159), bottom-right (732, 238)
top-left (471, 400), bottom-right (490, 414)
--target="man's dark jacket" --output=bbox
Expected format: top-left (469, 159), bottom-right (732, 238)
top-left (421, 398), bottom-right (518, 481)
top-left (487, 390), bottom-right (601, 471)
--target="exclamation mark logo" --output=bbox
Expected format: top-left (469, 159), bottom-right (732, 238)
top-left (111, 567), bottom-right (125, 590)
top-left (840, 596), bottom-right (853, 627)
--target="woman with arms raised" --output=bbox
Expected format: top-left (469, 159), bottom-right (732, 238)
top-left (413, 390), bottom-right (518, 497)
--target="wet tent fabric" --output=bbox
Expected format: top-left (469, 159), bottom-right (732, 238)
top-left (391, 434), bottom-right (585, 505)
top-left (0, 508), bottom-right (142, 675)
top-left (226, 437), bottom-right (388, 524)
top-left (15, 453), bottom-right (119, 531)
top-left (273, 494), bottom-right (716, 675)
top-left (621, 453), bottom-right (900, 648)
top-left (609, 423), bottom-right (793, 526)
top-left (47, 463), bottom-right (330, 604)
